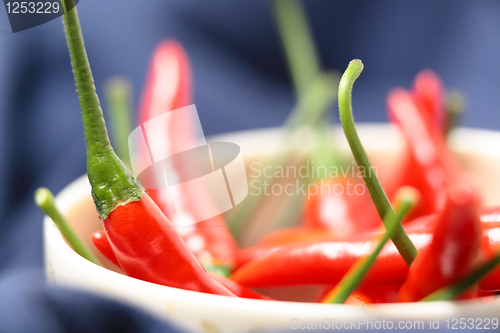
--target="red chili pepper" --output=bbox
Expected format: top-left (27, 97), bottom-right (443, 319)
top-left (236, 214), bottom-right (434, 270)
top-left (104, 194), bottom-right (233, 295)
top-left (387, 88), bottom-right (462, 218)
top-left (231, 207), bottom-right (500, 291)
top-left (137, 40), bottom-right (237, 277)
top-left (397, 182), bottom-right (483, 302)
top-left (138, 40), bottom-right (191, 123)
top-left (411, 70), bottom-right (446, 134)
top-left (358, 283), bottom-right (402, 304)
top-left (470, 206), bottom-right (500, 291)
top-left (63, 12), bottom-right (234, 297)
top-left (92, 230), bottom-right (121, 268)
top-left (236, 227), bottom-right (341, 269)
top-left (92, 229), bottom-right (265, 299)
top-left (302, 177), bottom-right (381, 234)
top-left (262, 227), bottom-right (341, 247)
top-left (231, 227), bottom-right (430, 288)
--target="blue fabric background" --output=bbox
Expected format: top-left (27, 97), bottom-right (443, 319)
top-left (0, 1), bottom-right (499, 331)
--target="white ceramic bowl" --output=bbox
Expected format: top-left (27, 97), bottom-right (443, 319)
top-left (44, 124), bottom-right (500, 333)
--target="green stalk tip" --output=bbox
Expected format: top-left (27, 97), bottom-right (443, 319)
top-left (35, 187), bottom-right (52, 208)
top-left (35, 187), bottom-right (102, 266)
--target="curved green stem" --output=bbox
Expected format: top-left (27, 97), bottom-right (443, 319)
top-left (61, 2), bottom-right (142, 218)
top-left (35, 188), bottom-right (102, 266)
top-left (338, 59), bottom-right (417, 266)
top-left (326, 191), bottom-right (416, 304)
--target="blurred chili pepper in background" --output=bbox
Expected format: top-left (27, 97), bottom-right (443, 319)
top-left (302, 177), bottom-right (381, 235)
top-left (137, 40), bottom-right (238, 277)
top-left (411, 70), bottom-right (446, 135)
top-left (388, 83), bottom-right (462, 218)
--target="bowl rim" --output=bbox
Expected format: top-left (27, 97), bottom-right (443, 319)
top-left (45, 124), bottom-right (500, 320)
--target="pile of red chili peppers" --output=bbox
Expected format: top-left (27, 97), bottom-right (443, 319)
top-left (61, 3), bottom-right (500, 305)
top-left (87, 42), bottom-right (500, 304)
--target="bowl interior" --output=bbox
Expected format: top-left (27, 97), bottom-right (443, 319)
top-left (46, 124), bottom-right (500, 332)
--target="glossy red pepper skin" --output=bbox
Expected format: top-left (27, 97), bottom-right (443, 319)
top-left (231, 227), bottom-right (431, 288)
top-left (231, 208), bottom-right (500, 291)
top-left (138, 40), bottom-right (237, 276)
top-left (92, 230), bottom-right (121, 268)
top-left (397, 183), bottom-right (482, 302)
top-left (388, 88), bottom-right (462, 218)
top-left (358, 283), bottom-right (402, 304)
top-left (475, 207), bottom-right (500, 291)
top-left (235, 228), bottom-right (310, 269)
top-left (104, 192), bottom-right (234, 296)
top-left (302, 178), bottom-right (381, 234)
top-left (92, 229), bottom-right (263, 299)
top-left (236, 215), bottom-right (435, 270)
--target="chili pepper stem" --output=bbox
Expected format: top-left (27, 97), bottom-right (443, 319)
top-left (61, 2), bottom-right (142, 219)
top-left (105, 76), bottom-right (133, 170)
top-left (324, 191), bottom-right (416, 304)
top-left (35, 187), bottom-right (102, 266)
top-left (422, 250), bottom-right (500, 302)
top-left (226, 74), bottom-right (337, 238)
top-left (338, 59), bottom-right (418, 266)
top-left (271, 0), bottom-right (320, 98)
top-left (226, 0), bottom-right (340, 238)
top-left (445, 90), bottom-right (466, 137)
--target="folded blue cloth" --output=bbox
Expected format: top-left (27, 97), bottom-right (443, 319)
top-left (0, 269), bottom-right (183, 333)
